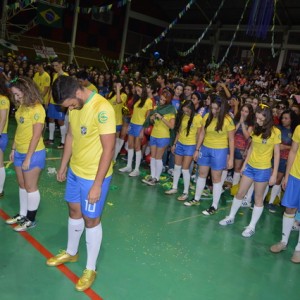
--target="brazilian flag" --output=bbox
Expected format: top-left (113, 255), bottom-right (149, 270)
top-left (37, 3), bottom-right (63, 28)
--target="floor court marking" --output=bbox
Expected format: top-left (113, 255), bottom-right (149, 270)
top-left (167, 205), bottom-right (231, 224)
top-left (0, 209), bottom-right (103, 300)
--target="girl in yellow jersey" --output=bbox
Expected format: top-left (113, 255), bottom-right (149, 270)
top-left (0, 77), bottom-right (10, 197)
top-left (219, 105), bottom-right (281, 238)
top-left (119, 82), bottom-right (153, 177)
top-left (107, 80), bottom-right (127, 162)
top-left (270, 124), bottom-right (300, 262)
top-left (185, 95), bottom-right (235, 215)
top-left (142, 88), bottom-right (176, 185)
top-left (6, 77), bottom-right (46, 232)
top-left (165, 100), bottom-right (202, 200)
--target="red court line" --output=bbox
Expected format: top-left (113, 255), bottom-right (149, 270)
top-left (0, 209), bottom-right (103, 300)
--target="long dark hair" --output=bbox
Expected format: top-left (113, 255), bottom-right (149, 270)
top-left (205, 94), bottom-right (230, 132)
top-left (175, 100), bottom-right (196, 136)
top-left (234, 103), bottom-right (254, 127)
top-left (107, 79), bottom-right (125, 100)
top-left (253, 104), bottom-right (274, 139)
top-left (136, 82), bottom-right (148, 108)
top-left (0, 76), bottom-right (10, 98)
top-left (279, 109), bottom-right (299, 134)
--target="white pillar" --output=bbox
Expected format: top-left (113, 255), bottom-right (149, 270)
top-left (276, 31), bottom-right (289, 73)
top-left (69, 0), bottom-right (80, 65)
top-left (119, 0), bottom-right (131, 69)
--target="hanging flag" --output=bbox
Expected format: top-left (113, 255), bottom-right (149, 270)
top-left (37, 2), bottom-right (63, 28)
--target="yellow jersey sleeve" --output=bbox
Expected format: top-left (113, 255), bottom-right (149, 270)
top-left (0, 95), bottom-right (10, 133)
top-left (108, 93), bottom-right (127, 126)
top-left (290, 125), bottom-right (300, 179)
top-left (248, 127), bottom-right (281, 169)
top-left (203, 115), bottom-right (235, 149)
top-left (151, 113), bottom-right (175, 138)
top-left (69, 94), bottom-right (116, 180)
top-left (178, 114), bottom-right (203, 145)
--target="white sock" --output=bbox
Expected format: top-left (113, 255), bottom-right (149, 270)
top-left (155, 159), bottom-right (163, 180)
top-left (232, 172), bottom-right (241, 186)
top-left (66, 217), bottom-right (84, 256)
top-left (134, 150), bottom-right (142, 171)
top-left (19, 188), bottom-right (28, 216)
top-left (195, 177), bottom-right (206, 201)
top-left (60, 125), bottom-right (67, 144)
top-left (221, 170), bottom-right (228, 186)
top-left (281, 213), bottom-right (295, 245)
top-left (172, 164), bottom-right (181, 189)
top-left (228, 197), bottom-right (242, 219)
top-left (150, 158), bottom-right (156, 178)
top-left (295, 231), bottom-right (300, 251)
top-left (114, 138), bottom-right (124, 161)
top-left (49, 122), bottom-right (55, 140)
top-left (269, 185), bottom-right (281, 204)
top-left (248, 205), bottom-right (264, 229)
top-left (127, 149), bottom-right (134, 168)
top-left (27, 190), bottom-right (40, 211)
top-left (212, 182), bottom-right (223, 209)
top-left (86, 223), bottom-right (102, 271)
top-left (245, 183), bottom-right (254, 203)
top-left (182, 169), bottom-right (190, 194)
top-left (0, 167), bottom-right (6, 193)
top-left (263, 185), bottom-right (269, 201)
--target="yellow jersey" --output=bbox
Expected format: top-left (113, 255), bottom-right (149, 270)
top-left (107, 92), bottom-right (127, 126)
top-left (15, 103), bottom-right (45, 153)
top-left (178, 114), bottom-right (203, 145)
top-left (0, 95), bottom-right (10, 133)
top-left (86, 83), bottom-right (98, 93)
top-left (289, 125), bottom-right (300, 179)
top-left (203, 114), bottom-right (235, 149)
top-left (151, 113), bottom-right (175, 139)
top-left (33, 71), bottom-right (51, 105)
top-left (131, 98), bottom-right (153, 125)
top-left (50, 72), bottom-right (69, 104)
top-left (69, 92), bottom-right (116, 180)
top-left (248, 127), bottom-right (281, 169)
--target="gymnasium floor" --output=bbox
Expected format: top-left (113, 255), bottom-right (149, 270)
top-left (1, 117), bottom-right (300, 300)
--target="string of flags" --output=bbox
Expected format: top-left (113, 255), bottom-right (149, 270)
top-left (125, 0), bottom-right (196, 61)
top-left (6, 0), bottom-right (128, 13)
top-left (177, 0), bottom-right (226, 57)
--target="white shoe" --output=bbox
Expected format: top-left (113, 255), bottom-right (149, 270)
top-left (165, 188), bottom-right (178, 195)
top-left (242, 226), bottom-right (255, 238)
top-left (119, 166), bottom-right (132, 173)
top-left (129, 169), bottom-right (140, 177)
top-left (219, 216), bottom-right (234, 226)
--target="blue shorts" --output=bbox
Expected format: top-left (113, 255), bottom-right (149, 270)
top-left (278, 158), bottom-right (287, 173)
top-left (47, 103), bottom-right (66, 120)
top-left (128, 123), bottom-right (143, 137)
top-left (197, 145), bottom-right (228, 170)
top-left (0, 134), bottom-right (8, 152)
top-left (65, 168), bottom-right (112, 218)
top-left (234, 148), bottom-right (244, 160)
top-left (281, 175), bottom-right (300, 209)
top-left (123, 116), bottom-right (131, 124)
top-left (150, 136), bottom-right (170, 148)
top-left (175, 142), bottom-right (196, 157)
top-left (242, 164), bottom-right (271, 182)
top-left (116, 125), bottom-right (122, 132)
top-left (13, 149), bottom-right (46, 172)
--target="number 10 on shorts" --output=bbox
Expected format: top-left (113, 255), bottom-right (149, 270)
top-left (85, 200), bottom-right (96, 212)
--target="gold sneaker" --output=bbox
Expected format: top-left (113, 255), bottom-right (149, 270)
top-left (75, 269), bottom-right (97, 292)
top-left (46, 250), bottom-right (79, 266)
